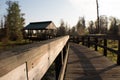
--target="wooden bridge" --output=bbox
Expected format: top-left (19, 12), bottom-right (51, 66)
top-left (65, 43), bottom-right (120, 80)
top-left (1, 35), bottom-right (120, 80)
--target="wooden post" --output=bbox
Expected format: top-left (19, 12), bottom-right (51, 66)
top-left (62, 42), bottom-right (68, 62)
top-left (87, 36), bottom-right (90, 48)
top-left (117, 40), bottom-right (120, 65)
top-left (63, 42), bottom-right (68, 63)
top-left (95, 37), bottom-right (98, 51)
top-left (82, 36), bottom-right (85, 45)
top-left (25, 62), bottom-right (29, 80)
top-left (55, 51), bottom-right (63, 79)
top-left (103, 39), bottom-right (107, 56)
top-left (58, 43), bottom-right (69, 80)
top-left (61, 51), bottom-right (64, 65)
top-left (63, 46), bottom-right (67, 59)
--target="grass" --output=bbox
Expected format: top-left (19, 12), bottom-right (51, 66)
top-left (88, 40), bottom-right (118, 63)
top-left (0, 39), bottom-right (32, 52)
top-left (78, 39), bottom-right (118, 63)
top-left (98, 47), bottom-right (117, 63)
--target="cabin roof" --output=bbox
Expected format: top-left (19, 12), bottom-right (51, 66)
top-left (24, 21), bottom-right (56, 30)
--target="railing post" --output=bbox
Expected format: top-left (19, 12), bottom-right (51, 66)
top-left (117, 40), bottom-right (120, 65)
top-left (61, 51), bottom-right (64, 65)
top-left (58, 43), bottom-right (69, 80)
top-left (25, 62), bottom-right (29, 80)
top-left (55, 51), bottom-right (63, 80)
top-left (76, 37), bottom-right (79, 44)
top-left (73, 36), bottom-right (75, 43)
top-left (87, 36), bottom-right (90, 48)
top-left (103, 39), bottom-right (107, 56)
top-left (82, 36), bottom-right (85, 45)
top-left (95, 37), bottom-right (98, 51)
top-left (63, 47), bottom-right (66, 60)
top-left (55, 42), bottom-right (68, 80)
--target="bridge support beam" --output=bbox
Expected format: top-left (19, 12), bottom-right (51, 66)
top-left (82, 36), bottom-right (85, 45)
top-left (87, 36), bottom-right (90, 48)
top-left (95, 37), bottom-right (98, 51)
top-left (103, 39), bottom-right (107, 56)
top-left (117, 40), bottom-right (120, 65)
top-left (55, 42), bottom-right (69, 80)
top-left (55, 51), bottom-right (63, 80)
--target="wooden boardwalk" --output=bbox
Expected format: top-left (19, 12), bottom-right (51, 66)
top-left (65, 43), bottom-right (120, 80)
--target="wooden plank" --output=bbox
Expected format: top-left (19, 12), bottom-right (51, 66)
top-left (65, 43), bottom-right (120, 80)
top-left (0, 36), bottom-right (69, 80)
top-left (27, 36), bottom-right (69, 80)
top-left (0, 63), bottom-right (27, 80)
top-left (58, 44), bottom-right (69, 80)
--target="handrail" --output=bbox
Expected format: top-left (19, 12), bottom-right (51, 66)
top-left (70, 34), bottom-right (120, 65)
top-left (0, 35), bottom-right (69, 80)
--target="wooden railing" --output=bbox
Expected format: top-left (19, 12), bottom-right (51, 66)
top-left (70, 34), bottom-right (120, 65)
top-left (0, 36), bottom-right (69, 80)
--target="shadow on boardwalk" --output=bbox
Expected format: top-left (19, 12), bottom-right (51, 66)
top-left (65, 43), bottom-right (120, 80)
top-left (71, 45), bottom-right (102, 80)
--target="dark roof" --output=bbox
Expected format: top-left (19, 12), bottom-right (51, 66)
top-left (24, 21), bottom-right (56, 30)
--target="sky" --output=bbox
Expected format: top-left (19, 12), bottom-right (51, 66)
top-left (0, 0), bottom-right (120, 27)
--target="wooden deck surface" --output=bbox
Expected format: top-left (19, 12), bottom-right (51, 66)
top-left (64, 43), bottom-right (120, 80)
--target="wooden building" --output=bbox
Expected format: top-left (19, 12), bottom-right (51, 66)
top-left (23, 21), bottom-right (57, 40)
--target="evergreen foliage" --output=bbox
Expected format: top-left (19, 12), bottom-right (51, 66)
top-left (5, 1), bottom-right (25, 41)
top-left (99, 16), bottom-right (108, 34)
top-left (76, 17), bottom-right (86, 35)
top-left (88, 21), bottom-right (95, 34)
top-left (108, 17), bottom-right (120, 35)
top-left (57, 20), bottom-right (66, 36)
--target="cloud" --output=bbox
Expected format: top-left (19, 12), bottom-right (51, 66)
top-left (68, 0), bottom-right (97, 20)
top-left (68, 0), bottom-right (96, 9)
top-left (99, 0), bottom-right (120, 17)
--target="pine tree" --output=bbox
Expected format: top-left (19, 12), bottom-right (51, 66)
top-left (108, 17), bottom-right (119, 35)
top-left (88, 21), bottom-right (94, 34)
top-left (5, 1), bottom-right (25, 41)
top-left (57, 20), bottom-right (66, 36)
top-left (0, 19), bottom-right (4, 29)
top-left (99, 15), bottom-right (108, 34)
top-left (76, 17), bottom-right (86, 35)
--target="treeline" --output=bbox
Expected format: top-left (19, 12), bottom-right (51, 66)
top-left (57, 16), bottom-right (120, 36)
top-left (57, 17), bottom-right (86, 36)
top-left (0, 1), bottom-right (25, 42)
top-left (1, 1), bottom-right (120, 42)
top-left (88, 16), bottom-right (120, 35)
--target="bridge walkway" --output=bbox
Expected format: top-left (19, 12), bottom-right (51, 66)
top-left (64, 43), bottom-right (120, 80)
